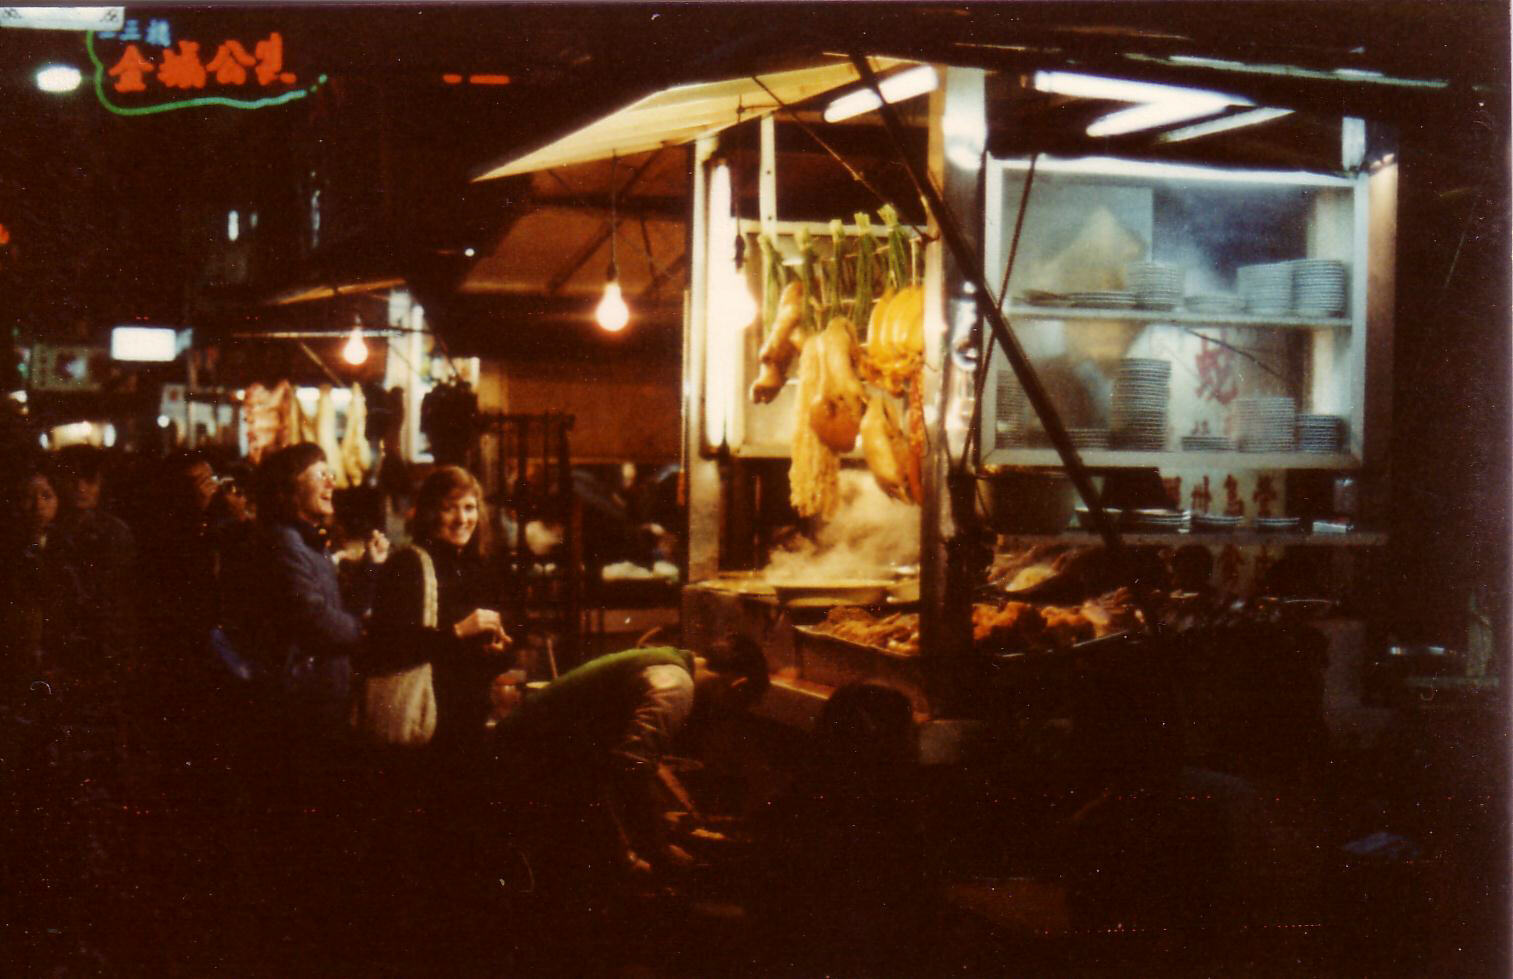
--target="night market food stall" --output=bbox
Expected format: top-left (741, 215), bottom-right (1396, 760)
top-left (474, 39), bottom-right (1502, 755)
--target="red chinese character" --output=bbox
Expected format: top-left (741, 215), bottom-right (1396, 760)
top-left (108, 45), bottom-right (156, 93)
top-left (158, 41), bottom-right (207, 90)
top-left (1193, 337), bottom-right (1239, 405)
top-left (1223, 474), bottom-right (1245, 517)
top-left (1190, 475), bottom-right (1213, 515)
top-left (1252, 474), bottom-right (1278, 518)
top-left (1217, 543), bottom-right (1243, 591)
top-left (253, 32), bottom-right (296, 86)
top-left (206, 40), bottom-right (257, 85)
top-left (1253, 545), bottom-right (1277, 587)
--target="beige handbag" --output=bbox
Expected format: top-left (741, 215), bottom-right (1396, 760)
top-left (354, 545), bottom-right (439, 747)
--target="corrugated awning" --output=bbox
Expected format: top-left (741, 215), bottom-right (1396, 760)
top-left (474, 57), bottom-right (912, 181)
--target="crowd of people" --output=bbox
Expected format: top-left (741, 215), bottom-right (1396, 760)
top-left (0, 439), bottom-right (780, 971)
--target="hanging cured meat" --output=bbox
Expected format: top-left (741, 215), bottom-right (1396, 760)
top-left (315, 384), bottom-right (347, 489)
top-left (750, 279), bottom-right (806, 403)
top-left (243, 383), bottom-right (283, 464)
top-left (788, 338), bottom-right (840, 519)
top-left (860, 391), bottom-right (912, 502)
top-left (807, 316), bottom-right (866, 453)
top-left (339, 383), bottom-right (371, 487)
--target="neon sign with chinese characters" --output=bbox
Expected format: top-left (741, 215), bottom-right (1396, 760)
top-left (87, 18), bottom-right (325, 115)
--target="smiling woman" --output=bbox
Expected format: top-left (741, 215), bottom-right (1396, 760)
top-left (360, 465), bottom-right (514, 748)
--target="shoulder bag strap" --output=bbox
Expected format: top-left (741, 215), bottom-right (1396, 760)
top-left (410, 545), bottom-right (439, 630)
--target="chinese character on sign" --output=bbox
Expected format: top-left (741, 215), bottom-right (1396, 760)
top-left (108, 45), bottom-right (155, 93)
top-left (1193, 337), bottom-right (1239, 405)
top-left (145, 18), bottom-right (173, 48)
top-left (159, 42), bottom-right (207, 90)
top-left (206, 40), bottom-right (257, 85)
top-left (1252, 474), bottom-right (1277, 518)
top-left (1253, 545), bottom-right (1277, 587)
top-left (254, 33), bottom-right (297, 86)
top-left (1217, 543), bottom-right (1242, 592)
top-left (1190, 475), bottom-right (1213, 515)
top-left (1223, 474), bottom-right (1245, 517)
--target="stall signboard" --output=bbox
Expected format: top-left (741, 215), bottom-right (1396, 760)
top-left (0, 7), bottom-right (125, 32)
top-left (30, 344), bottom-right (107, 391)
top-left (86, 15), bottom-right (324, 115)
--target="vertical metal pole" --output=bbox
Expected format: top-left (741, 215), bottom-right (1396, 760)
top-left (686, 137), bottom-right (721, 581)
top-left (919, 65), bottom-right (987, 715)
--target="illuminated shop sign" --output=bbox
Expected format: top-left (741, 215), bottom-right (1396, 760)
top-left (86, 18), bottom-right (326, 115)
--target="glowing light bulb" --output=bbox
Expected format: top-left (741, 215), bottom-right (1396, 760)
top-left (342, 327), bottom-right (369, 365)
top-left (596, 278), bottom-right (629, 332)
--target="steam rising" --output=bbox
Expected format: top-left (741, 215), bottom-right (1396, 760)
top-left (763, 470), bottom-right (920, 581)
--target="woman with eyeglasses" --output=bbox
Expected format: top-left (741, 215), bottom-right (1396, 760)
top-left (250, 443), bottom-right (388, 735)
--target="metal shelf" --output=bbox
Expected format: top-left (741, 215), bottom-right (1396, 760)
top-left (998, 530), bottom-right (1387, 548)
top-left (1004, 302), bottom-right (1350, 330)
top-left (983, 448), bottom-right (1361, 470)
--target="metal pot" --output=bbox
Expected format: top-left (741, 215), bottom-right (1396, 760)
top-left (978, 470), bottom-right (1079, 534)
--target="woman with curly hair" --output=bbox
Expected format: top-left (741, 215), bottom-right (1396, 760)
top-left (362, 465), bottom-right (514, 748)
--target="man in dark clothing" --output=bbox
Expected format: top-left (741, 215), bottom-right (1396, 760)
top-left (52, 446), bottom-right (137, 678)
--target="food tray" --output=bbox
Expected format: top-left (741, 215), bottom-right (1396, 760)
top-left (792, 625), bottom-right (928, 713)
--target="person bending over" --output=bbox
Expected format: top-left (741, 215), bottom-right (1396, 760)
top-left (491, 637), bottom-right (769, 878)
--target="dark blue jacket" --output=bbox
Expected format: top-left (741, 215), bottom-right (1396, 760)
top-left (252, 518), bottom-right (372, 718)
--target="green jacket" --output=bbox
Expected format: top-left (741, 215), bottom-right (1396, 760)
top-left (498, 646), bottom-right (695, 753)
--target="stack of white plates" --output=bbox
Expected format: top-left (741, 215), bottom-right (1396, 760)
top-left (994, 373), bottom-right (1029, 448)
top-left (1127, 262), bottom-right (1185, 311)
top-left (1235, 396), bottom-right (1297, 452)
top-left (1192, 512), bottom-right (1243, 532)
top-left (1067, 427), bottom-right (1110, 450)
top-left (1291, 260), bottom-right (1347, 316)
top-left (1067, 290), bottom-right (1139, 309)
top-left (1185, 293), bottom-right (1245, 315)
top-left (1254, 515), bottom-right (1301, 533)
top-left (1181, 433), bottom-right (1234, 452)
top-left (1237, 262), bottom-right (1294, 315)
top-left (1296, 413), bottom-right (1347, 453)
top-left (1110, 358), bottom-right (1171, 450)
top-left (1129, 508), bottom-right (1188, 532)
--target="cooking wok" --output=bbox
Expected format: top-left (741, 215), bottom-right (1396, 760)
top-left (772, 579), bottom-right (896, 608)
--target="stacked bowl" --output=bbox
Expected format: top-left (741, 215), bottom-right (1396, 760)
top-left (993, 372), bottom-right (1029, 448)
top-left (1127, 262), bottom-right (1185, 311)
top-left (1291, 260), bottom-right (1347, 316)
top-left (1235, 396), bottom-right (1297, 452)
top-left (1296, 413), bottom-right (1347, 453)
top-left (1237, 262), bottom-right (1294, 315)
top-left (1111, 358), bottom-right (1171, 450)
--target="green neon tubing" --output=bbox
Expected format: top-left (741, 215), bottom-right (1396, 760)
top-left (87, 30), bottom-right (325, 115)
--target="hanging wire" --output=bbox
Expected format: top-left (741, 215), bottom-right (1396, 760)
top-left (608, 152), bottom-right (619, 279)
top-left (749, 74), bottom-right (894, 207)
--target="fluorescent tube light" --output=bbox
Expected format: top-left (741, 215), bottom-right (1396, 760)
top-left (111, 326), bottom-right (178, 362)
top-left (1159, 107), bottom-right (1295, 143)
top-left (1086, 97), bottom-right (1233, 137)
top-left (824, 65), bottom-right (938, 122)
top-left (1033, 70), bottom-right (1248, 106)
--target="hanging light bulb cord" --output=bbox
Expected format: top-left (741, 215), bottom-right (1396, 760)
top-left (607, 153), bottom-right (618, 282)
